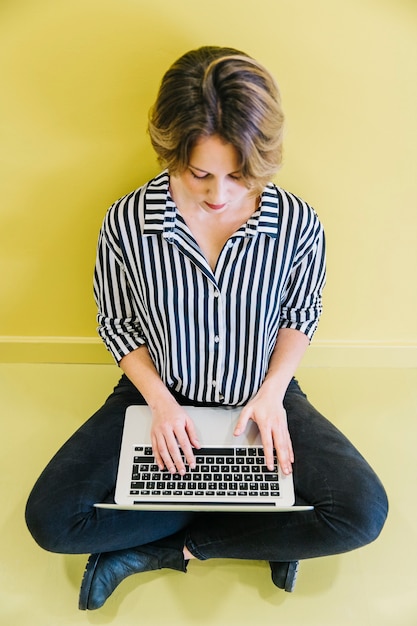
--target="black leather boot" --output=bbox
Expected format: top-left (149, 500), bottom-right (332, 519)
top-left (79, 536), bottom-right (188, 610)
top-left (269, 560), bottom-right (299, 592)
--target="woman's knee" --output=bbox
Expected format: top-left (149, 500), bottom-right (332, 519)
top-left (351, 475), bottom-right (388, 547)
top-left (25, 490), bottom-right (60, 553)
top-left (327, 470), bottom-right (388, 554)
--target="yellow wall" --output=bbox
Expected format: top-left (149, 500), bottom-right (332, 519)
top-left (1, 0), bottom-right (417, 362)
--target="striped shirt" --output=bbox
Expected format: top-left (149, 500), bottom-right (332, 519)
top-left (94, 171), bottom-right (326, 406)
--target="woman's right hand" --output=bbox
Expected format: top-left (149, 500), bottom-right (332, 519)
top-left (150, 401), bottom-right (201, 475)
top-left (119, 348), bottom-right (201, 475)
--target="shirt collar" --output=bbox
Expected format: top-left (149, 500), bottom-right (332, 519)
top-left (142, 171), bottom-right (279, 239)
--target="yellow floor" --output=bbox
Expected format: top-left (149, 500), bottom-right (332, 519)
top-left (1, 363), bottom-right (416, 626)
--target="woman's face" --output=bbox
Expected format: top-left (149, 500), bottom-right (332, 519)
top-left (171, 135), bottom-right (253, 216)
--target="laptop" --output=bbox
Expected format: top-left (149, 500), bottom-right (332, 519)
top-left (95, 405), bottom-right (313, 513)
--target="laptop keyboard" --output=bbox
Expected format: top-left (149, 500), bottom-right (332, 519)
top-left (130, 446), bottom-right (280, 498)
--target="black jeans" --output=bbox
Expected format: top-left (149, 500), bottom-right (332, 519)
top-left (25, 376), bottom-right (388, 561)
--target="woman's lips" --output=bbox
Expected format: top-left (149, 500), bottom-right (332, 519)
top-left (205, 202), bottom-right (227, 210)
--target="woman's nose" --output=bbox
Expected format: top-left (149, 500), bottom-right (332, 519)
top-left (207, 178), bottom-right (227, 202)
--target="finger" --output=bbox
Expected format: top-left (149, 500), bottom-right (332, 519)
top-left (153, 432), bottom-right (181, 474)
top-left (258, 428), bottom-right (276, 471)
top-left (166, 436), bottom-right (188, 475)
top-left (185, 417), bottom-right (201, 451)
top-left (176, 431), bottom-right (197, 470)
top-left (274, 431), bottom-right (294, 475)
top-left (233, 407), bottom-right (251, 436)
top-left (151, 433), bottom-right (166, 471)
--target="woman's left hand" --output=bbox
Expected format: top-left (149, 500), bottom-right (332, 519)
top-left (234, 392), bottom-right (294, 475)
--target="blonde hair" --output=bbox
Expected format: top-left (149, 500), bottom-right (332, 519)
top-left (148, 46), bottom-right (284, 194)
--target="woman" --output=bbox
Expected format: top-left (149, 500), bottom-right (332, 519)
top-left (25, 46), bottom-right (388, 611)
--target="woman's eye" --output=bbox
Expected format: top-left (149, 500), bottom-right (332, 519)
top-left (189, 170), bottom-right (208, 180)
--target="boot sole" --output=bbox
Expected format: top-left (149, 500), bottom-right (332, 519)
top-left (78, 553), bottom-right (101, 610)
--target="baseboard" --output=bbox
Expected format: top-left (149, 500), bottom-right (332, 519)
top-left (301, 340), bottom-right (417, 368)
top-left (0, 336), bottom-right (114, 364)
top-left (0, 336), bottom-right (416, 367)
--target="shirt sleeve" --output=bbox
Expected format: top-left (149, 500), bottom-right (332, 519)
top-left (93, 211), bottom-right (147, 363)
top-left (279, 214), bottom-right (326, 341)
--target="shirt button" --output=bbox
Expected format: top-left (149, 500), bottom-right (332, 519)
top-left (214, 290), bottom-right (220, 298)
top-left (214, 336), bottom-right (220, 343)
top-left (212, 380), bottom-right (217, 387)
